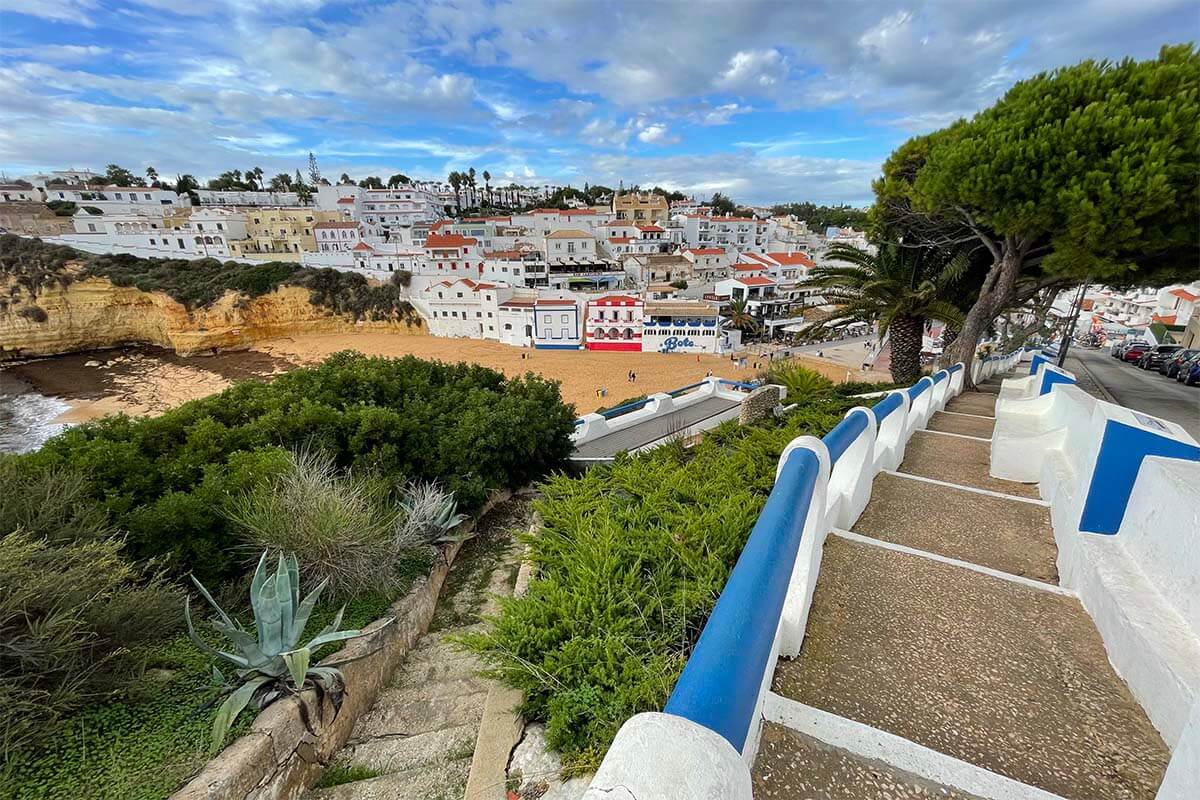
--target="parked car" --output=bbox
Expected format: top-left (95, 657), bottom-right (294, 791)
top-left (1137, 344), bottom-right (1182, 370)
top-left (1114, 340), bottom-right (1147, 359)
top-left (1122, 342), bottom-right (1150, 363)
top-left (1177, 352), bottom-right (1200, 384)
top-left (1160, 348), bottom-right (1198, 377)
top-left (1183, 358), bottom-right (1200, 387)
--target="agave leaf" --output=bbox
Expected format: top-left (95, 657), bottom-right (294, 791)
top-left (209, 619), bottom-right (270, 667)
top-left (306, 628), bottom-right (362, 650)
top-left (312, 605), bottom-right (346, 642)
top-left (288, 577), bottom-right (328, 650)
top-left (277, 555), bottom-right (296, 651)
top-left (282, 648), bottom-right (310, 689)
top-left (249, 551), bottom-right (269, 608)
top-left (185, 598), bottom-right (251, 668)
top-left (256, 572), bottom-right (284, 656)
top-left (210, 675), bottom-right (271, 752)
top-left (210, 666), bottom-right (225, 687)
top-left (307, 666), bottom-right (344, 690)
top-left (189, 574), bottom-right (239, 631)
top-left (283, 554), bottom-right (300, 634)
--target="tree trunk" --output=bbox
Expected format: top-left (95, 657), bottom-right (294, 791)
top-left (889, 313), bottom-right (924, 385)
top-left (946, 239), bottom-right (1025, 388)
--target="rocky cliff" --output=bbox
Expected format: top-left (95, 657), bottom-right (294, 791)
top-left (0, 275), bottom-right (426, 360)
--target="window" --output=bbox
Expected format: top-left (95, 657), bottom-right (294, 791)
top-left (560, 314), bottom-right (569, 324)
top-left (87, 223), bottom-right (96, 232)
top-left (114, 192), bottom-right (122, 199)
top-left (504, 323), bottom-right (512, 330)
top-left (144, 193), bottom-right (151, 200)
top-left (476, 311), bottom-right (482, 318)
top-left (149, 238), bottom-right (155, 245)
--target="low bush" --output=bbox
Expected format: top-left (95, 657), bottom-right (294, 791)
top-left (832, 379), bottom-right (899, 396)
top-left (460, 397), bottom-right (859, 769)
top-left (0, 531), bottom-right (182, 754)
top-left (14, 352), bottom-right (576, 584)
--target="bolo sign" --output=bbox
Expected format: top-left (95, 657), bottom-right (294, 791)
top-left (661, 336), bottom-right (697, 353)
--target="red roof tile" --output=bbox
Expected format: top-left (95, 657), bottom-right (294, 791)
top-left (766, 251), bottom-right (815, 267)
top-left (1169, 287), bottom-right (1199, 302)
top-left (685, 248), bottom-right (724, 256)
top-left (592, 294), bottom-right (642, 306)
top-left (425, 233), bottom-right (478, 249)
top-left (608, 236), bottom-right (633, 244)
top-left (337, 197), bottom-right (356, 204)
top-left (536, 298), bottom-right (577, 306)
top-left (736, 276), bottom-right (775, 286)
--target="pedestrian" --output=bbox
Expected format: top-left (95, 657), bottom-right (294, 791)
top-left (631, 371), bottom-right (637, 384)
top-left (706, 369), bottom-right (713, 378)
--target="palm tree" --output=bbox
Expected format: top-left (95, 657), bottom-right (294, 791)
top-left (467, 167), bottom-right (477, 207)
top-left (448, 171), bottom-right (462, 213)
top-left (145, 166), bottom-right (159, 187)
top-left (802, 242), bottom-right (966, 384)
top-left (339, 173), bottom-right (353, 185)
top-left (482, 170), bottom-right (491, 208)
top-left (726, 298), bottom-right (759, 337)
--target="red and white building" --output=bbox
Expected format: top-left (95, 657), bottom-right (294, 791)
top-left (585, 294), bottom-right (644, 351)
top-left (423, 232), bottom-right (482, 278)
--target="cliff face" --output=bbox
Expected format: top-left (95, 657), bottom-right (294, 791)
top-left (0, 276), bottom-right (425, 360)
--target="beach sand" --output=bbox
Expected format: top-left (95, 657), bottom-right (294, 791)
top-left (249, 332), bottom-right (876, 415)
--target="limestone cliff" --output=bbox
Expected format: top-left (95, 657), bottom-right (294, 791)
top-left (0, 275), bottom-right (426, 360)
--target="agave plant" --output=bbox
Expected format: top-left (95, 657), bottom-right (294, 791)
top-left (396, 482), bottom-right (470, 547)
top-left (186, 551), bottom-right (362, 750)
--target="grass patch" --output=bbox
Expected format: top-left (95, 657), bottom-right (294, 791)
top-left (314, 763), bottom-right (381, 789)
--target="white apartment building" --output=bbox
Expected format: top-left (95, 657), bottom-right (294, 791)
top-left (41, 185), bottom-right (183, 214)
top-left (0, 185), bottom-right (43, 203)
top-left (533, 297), bottom-right (584, 349)
top-left (314, 221), bottom-right (364, 252)
top-left (498, 298), bottom-right (536, 346)
top-left (1154, 284), bottom-right (1199, 327)
top-left (194, 189), bottom-right (301, 207)
top-left (423, 232), bottom-right (482, 278)
top-left (316, 184), bottom-right (442, 230)
top-left (682, 248), bottom-right (732, 279)
top-left (425, 279), bottom-right (503, 338)
top-left (51, 208), bottom-right (244, 259)
top-left (678, 214), bottom-right (775, 254)
top-left (544, 229), bottom-right (598, 264)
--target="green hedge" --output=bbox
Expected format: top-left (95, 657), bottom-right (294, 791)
top-left (14, 352), bottom-right (576, 584)
top-left (460, 398), bottom-right (858, 769)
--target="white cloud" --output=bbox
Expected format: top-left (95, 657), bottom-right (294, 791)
top-left (637, 124), bottom-right (669, 144)
top-left (715, 49), bottom-right (788, 92)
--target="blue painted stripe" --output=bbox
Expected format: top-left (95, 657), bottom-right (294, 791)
top-left (663, 447), bottom-right (820, 752)
top-left (1030, 353), bottom-right (1050, 375)
top-left (907, 379), bottom-right (930, 400)
top-left (1038, 368), bottom-right (1075, 396)
top-left (932, 370), bottom-right (948, 385)
top-left (823, 409), bottom-right (869, 465)
top-left (948, 363), bottom-right (963, 374)
top-left (669, 382), bottom-right (708, 397)
top-left (871, 391), bottom-right (903, 424)
top-left (1079, 421), bottom-right (1200, 534)
top-left (599, 398), bottom-right (653, 419)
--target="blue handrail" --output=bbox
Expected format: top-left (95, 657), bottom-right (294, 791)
top-left (907, 379), bottom-right (930, 400)
top-left (871, 391), bottom-right (903, 424)
top-left (822, 409), bottom-right (869, 465)
top-left (948, 363), bottom-right (963, 374)
top-left (932, 370), bottom-right (948, 384)
top-left (668, 381), bottom-right (708, 397)
top-left (663, 447), bottom-right (820, 752)
top-left (599, 398), bottom-right (653, 419)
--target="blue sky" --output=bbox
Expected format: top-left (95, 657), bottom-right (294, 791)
top-left (0, 0), bottom-right (1194, 205)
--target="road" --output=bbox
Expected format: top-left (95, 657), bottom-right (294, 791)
top-left (1066, 347), bottom-right (1200, 440)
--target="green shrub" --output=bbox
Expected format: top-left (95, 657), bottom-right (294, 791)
top-left (766, 361), bottom-right (834, 401)
top-left (0, 531), bottom-right (182, 754)
top-left (14, 352), bottom-right (575, 584)
top-left (459, 398), bottom-right (857, 769)
top-left (832, 379), bottom-right (899, 396)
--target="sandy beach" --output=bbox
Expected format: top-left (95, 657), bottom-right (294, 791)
top-left (250, 332), bottom-right (868, 414)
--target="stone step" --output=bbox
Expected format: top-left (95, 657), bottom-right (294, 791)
top-left (338, 723), bottom-right (478, 776)
top-left (924, 410), bottom-right (995, 439)
top-left (773, 536), bottom-right (1169, 800)
top-left (350, 688), bottom-right (488, 740)
top-left (752, 722), bottom-right (976, 800)
top-left (899, 431), bottom-right (1039, 498)
top-left (943, 392), bottom-right (997, 417)
top-left (851, 471), bottom-right (1058, 583)
top-left (306, 756), bottom-right (471, 800)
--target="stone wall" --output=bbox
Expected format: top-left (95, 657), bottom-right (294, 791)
top-left (171, 490), bottom-right (511, 800)
top-left (738, 385), bottom-right (782, 425)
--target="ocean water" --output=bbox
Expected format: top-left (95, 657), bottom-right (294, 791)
top-left (0, 370), bottom-right (71, 454)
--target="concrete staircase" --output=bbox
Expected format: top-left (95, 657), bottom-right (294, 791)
top-left (306, 500), bottom-right (527, 800)
top-left (752, 379), bottom-right (1171, 799)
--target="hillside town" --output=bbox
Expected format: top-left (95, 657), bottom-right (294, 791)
top-left (0, 166), bottom-right (881, 356)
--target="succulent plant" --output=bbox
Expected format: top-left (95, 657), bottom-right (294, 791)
top-left (185, 551), bottom-right (362, 750)
top-left (396, 482), bottom-right (470, 546)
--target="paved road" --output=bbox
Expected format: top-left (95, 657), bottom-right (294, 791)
top-left (1066, 347), bottom-right (1200, 440)
top-left (572, 396), bottom-right (740, 459)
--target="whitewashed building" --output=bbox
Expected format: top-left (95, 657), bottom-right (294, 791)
top-left (194, 189), bottom-right (301, 207)
top-left (41, 185), bottom-right (183, 214)
top-left (314, 221), bottom-right (364, 252)
top-left (642, 301), bottom-right (727, 354)
top-left (534, 297), bottom-right (583, 349)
